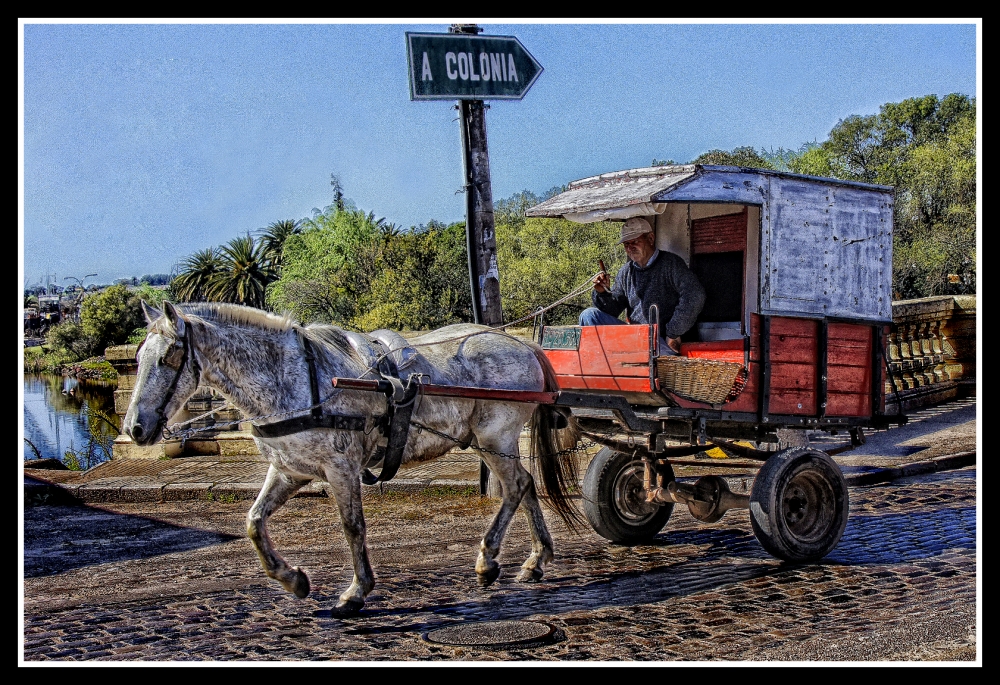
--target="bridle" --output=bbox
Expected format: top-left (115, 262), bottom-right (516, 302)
top-left (138, 323), bottom-right (201, 439)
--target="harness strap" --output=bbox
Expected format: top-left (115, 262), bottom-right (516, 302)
top-left (156, 324), bottom-right (199, 428)
top-left (251, 413), bottom-right (366, 438)
top-left (298, 329), bottom-right (324, 420)
top-left (361, 376), bottom-right (419, 485)
top-left (252, 328), bottom-right (367, 439)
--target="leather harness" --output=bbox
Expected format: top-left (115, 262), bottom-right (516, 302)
top-left (248, 328), bottom-right (415, 485)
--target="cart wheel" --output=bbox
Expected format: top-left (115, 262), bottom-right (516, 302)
top-left (749, 447), bottom-right (849, 562)
top-left (583, 447), bottom-right (673, 545)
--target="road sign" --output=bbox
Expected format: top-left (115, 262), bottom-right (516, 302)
top-left (406, 32), bottom-right (542, 100)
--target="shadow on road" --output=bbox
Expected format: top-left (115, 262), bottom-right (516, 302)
top-left (23, 504), bottom-right (239, 578)
top-left (323, 496), bottom-right (975, 630)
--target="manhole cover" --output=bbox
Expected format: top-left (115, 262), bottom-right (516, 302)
top-left (422, 620), bottom-right (557, 649)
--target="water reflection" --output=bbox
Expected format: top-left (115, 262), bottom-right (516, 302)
top-left (23, 373), bottom-right (118, 468)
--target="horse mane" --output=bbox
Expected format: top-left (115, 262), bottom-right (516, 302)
top-left (176, 303), bottom-right (355, 357)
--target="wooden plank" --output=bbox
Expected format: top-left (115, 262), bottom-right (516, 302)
top-left (769, 316), bottom-right (819, 338)
top-left (692, 207), bottom-right (748, 254)
top-left (827, 365), bottom-right (871, 393)
top-left (768, 336), bottom-right (819, 364)
top-left (582, 376), bottom-right (652, 392)
top-left (555, 375), bottom-right (588, 390)
top-left (543, 348), bottom-right (582, 376)
top-left (827, 347), bottom-right (873, 367)
top-left (828, 322), bottom-right (873, 343)
top-left (768, 390), bottom-right (817, 415)
top-left (577, 324), bottom-right (653, 377)
top-left (826, 392), bottom-right (871, 417)
top-left (769, 362), bottom-right (817, 391)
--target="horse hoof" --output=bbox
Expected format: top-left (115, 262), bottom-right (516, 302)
top-left (516, 567), bottom-right (544, 583)
top-left (477, 565), bottom-right (501, 587)
top-left (289, 568), bottom-right (311, 599)
top-left (331, 599), bottom-right (364, 617)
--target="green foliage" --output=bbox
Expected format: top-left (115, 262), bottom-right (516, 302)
top-left (45, 321), bottom-right (90, 359)
top-left (497, 217), bottom-right (625, 325)
top-left (257, 219), bottom-right (301, 270)
top-left (171, 247), bottom-right (224, 302)
top-left (24, 344), bottom-right (77, 373)
top-left (79, 284), bottom-right (146, 354)
top-left (63, 450), bottom-right (82, 471)
top-left (269, 206), bottom-right (472, 330)
top-left (207, 235), bottom-right (276, 309)
top-left (61, 405), bottom-right (118, 471)
top-left (692, 146), bottom-right (775, 169)
top-left (133, 284), bottom-right (169, 310)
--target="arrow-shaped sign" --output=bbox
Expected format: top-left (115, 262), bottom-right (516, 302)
top-left (406, 32), bottom-right (543, 100)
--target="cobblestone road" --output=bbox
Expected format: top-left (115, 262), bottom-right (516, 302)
top-left (22, 467), bottom-right (978, 663)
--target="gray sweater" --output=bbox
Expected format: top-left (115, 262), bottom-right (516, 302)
top-left (592, 250), bottom-right (706, 338)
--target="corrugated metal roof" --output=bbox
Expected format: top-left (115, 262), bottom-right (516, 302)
top-left (524, 164), bottom-right (894, 220)
top-left (524, 165), bottom-right (697, 218)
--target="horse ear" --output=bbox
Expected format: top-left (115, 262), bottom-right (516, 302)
top-left (141, 300), bottom-right (162, 326)
top-left (162, 301), bottom-right (186, 337)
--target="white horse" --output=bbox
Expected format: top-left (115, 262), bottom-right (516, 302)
top-left (123, 302), bottom-right (579, 616)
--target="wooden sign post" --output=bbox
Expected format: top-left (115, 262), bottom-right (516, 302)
top-left (406, 24), bottom-right (543, 492)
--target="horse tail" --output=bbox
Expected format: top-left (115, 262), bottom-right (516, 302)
top-left (528, 344), bottom-right (583, 531)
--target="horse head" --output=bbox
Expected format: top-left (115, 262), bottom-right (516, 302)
top-left (122, 301), bottom-right (203, 446)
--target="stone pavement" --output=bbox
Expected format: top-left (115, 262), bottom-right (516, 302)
top-left (22, 458), bottom-right (978, 661)
top-left (24, 398), bottom-right (977, 506)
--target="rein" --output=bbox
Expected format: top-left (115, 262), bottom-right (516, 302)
top-left (152, 324), bottom-right (201, 437)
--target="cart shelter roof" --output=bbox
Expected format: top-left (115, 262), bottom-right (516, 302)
top-left (525, 164), bottom-right (894, 222)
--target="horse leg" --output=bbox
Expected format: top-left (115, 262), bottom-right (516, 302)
top-left (246, 464), bottom-right (311, 598)
top-left (323, 464), bottom-right (375, 617)
top-left (474, 434), bottom-right (533, 588)
top-left (515, 481), bottom-right (555, 582)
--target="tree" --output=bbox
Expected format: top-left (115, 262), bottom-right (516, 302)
top-left (207, 234), bottom-right (276, 309)
top-left (78, 284), bottom-right (146, 355)
top-left (267, 207), bottom-right (385, 324)
top-left (692, 146), bottom-right (775, 169)
top-left (496, 215), bottom-right (626, 326)
top-left (171, 247), bottom-right (224, 302)
top-left (257, 219), bottom-right (301, 270)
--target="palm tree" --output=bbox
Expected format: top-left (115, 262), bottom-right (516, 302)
top-left (171, 248), bottom-right (224, 302)
top-left (257, 219), bottom-right (301, 270)
top-left (207, 235), bottom-right (276, 309)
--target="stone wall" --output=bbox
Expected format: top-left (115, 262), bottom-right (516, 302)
top-left (884, 295), bottom-right (977, 414)
top-left (105, 344), bottom-right (256, 459)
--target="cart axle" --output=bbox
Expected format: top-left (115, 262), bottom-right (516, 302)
top-left (647, 475), bottom-right (749, 523)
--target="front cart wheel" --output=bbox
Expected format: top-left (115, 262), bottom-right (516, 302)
top-left (749, 448), bottom-right (849, 562)
top-left (583, 447), bottom-right (673, 545)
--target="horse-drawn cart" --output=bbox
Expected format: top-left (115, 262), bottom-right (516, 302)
top-left (343, 164), bottom-right (906, 563)
top-left (126, 166), bottom-right (907, 610)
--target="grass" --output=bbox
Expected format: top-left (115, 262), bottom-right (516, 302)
top-left (79, 358), bottom-right (118, 381)
top-left (204, 492), bottom-right (239, 503)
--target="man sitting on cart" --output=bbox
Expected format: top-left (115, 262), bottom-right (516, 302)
top-left (580, 216), bottom-right (706, 356)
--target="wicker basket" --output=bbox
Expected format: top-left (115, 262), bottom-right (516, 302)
top-left (656, 356), bottom-right (746, 405)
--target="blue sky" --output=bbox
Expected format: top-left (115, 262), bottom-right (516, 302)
top-left (20, 20), bottom-right (979, 286)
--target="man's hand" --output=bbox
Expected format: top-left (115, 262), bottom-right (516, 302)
top-left (592, 271), bottom-right (611, 293)
top-left (666, 337), bottom-right (681, 353)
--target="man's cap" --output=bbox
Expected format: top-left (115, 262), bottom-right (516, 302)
top-left (618, 216), bottom-right (654, 244)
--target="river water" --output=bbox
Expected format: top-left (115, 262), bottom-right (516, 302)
top-left (23, 373), bottom-right (118, 469)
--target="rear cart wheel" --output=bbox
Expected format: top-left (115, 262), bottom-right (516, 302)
top-left (583, 447), bottom-right (673, 545)
top-left (749, 447), bottom-right (849, 562)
